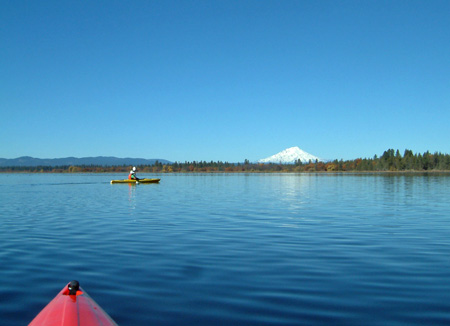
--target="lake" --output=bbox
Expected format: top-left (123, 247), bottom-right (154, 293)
top-left (1, 173), bottom-right (450, 325)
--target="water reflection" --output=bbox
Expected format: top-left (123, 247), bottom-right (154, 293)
top-left (265, 174), bottom-right (310, 206)
top-left (379, 173), bottom-right (450, 209)
top-left (128, 183), bottom-right (137, 211)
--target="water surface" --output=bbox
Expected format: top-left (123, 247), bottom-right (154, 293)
top-left (1, 173), bottom-right (450, 325)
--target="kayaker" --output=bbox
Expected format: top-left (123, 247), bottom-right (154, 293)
top-left (128, 166), bottom-right (140, 181)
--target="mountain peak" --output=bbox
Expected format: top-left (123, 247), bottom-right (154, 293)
top-left (258, 146), bottom-right (322, 164)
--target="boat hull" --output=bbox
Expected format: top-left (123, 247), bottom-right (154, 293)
top-left (28, 282), bottom-right (118, 326)
top-left (110, 178), bottom-right (160, 184)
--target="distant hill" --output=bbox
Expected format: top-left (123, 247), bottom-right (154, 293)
top-left (258, 146), bottom-right (323, 164)
top-left (0, 156), bottom-right (172, 167)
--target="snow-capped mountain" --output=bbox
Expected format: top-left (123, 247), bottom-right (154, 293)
top-left (258, 147), bottom-right (322, 164)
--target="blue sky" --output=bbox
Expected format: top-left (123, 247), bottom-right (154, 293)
top-left (1, 0), bottom-right (449, 162)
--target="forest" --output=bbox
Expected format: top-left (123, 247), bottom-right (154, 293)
top-left (1, 149), bottom-right (450, 173)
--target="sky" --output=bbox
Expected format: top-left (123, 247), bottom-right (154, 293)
top-left (1, 0), bottom-right (449, 162)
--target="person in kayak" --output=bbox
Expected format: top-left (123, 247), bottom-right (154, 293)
top-left (128, 166), bottom-right (140, 181)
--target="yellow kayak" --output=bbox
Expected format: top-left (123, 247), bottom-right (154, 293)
top-left (110, 178), bottom-right (160, 184)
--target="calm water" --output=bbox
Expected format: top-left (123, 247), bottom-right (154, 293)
top-left (1, 173), bottom-right (450, 325)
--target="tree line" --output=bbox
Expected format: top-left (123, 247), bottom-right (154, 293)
top-left (1, 149), bottom-right (450, 173)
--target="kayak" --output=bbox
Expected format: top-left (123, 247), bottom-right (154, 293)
top-left (110, 178), bottom-right (160, 184)
top-left (28, 281), bottom-right (118, 326)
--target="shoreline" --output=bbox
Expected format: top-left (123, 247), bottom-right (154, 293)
top-left (2, 170), bottom-right (450, 174)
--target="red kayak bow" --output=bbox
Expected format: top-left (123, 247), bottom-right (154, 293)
top-left (28, 281), bottom-right (118, 326)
